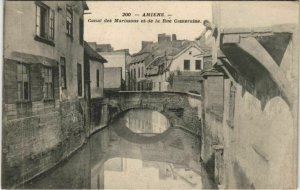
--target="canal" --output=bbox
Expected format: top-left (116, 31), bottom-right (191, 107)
top-left (21, 109), bottom-right (216, 189)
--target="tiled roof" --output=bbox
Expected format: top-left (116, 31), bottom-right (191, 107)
top-left (130, 52), bottom-right (150, 64)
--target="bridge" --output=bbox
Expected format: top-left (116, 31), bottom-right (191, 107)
top-left (106, 91), bottom-right (203, 135)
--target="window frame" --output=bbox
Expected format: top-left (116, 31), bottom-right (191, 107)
top-left (227, 82), bottom-right (236, 128)
top-left (35, 2), bottom-right (55, 45)
top-left (184, 60), bottom-right (190, 70)
top-left (195, 60), bottom-right (202, 70)
top-left (79, 17), bottom-right (84, 45)
top-left (17, 63), bottom-right (30, 102)
top-left (43, 66), bottom-right (54, 100)
top-left (96, 69), bottom-right (100, 87)
top-left (60, 57), bottom-right (67, 89)
top-left (66, 7), bottom-right (73, 37)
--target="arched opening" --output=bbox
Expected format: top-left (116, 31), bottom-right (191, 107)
top-left (109, 108), bottom-right (173, 144)
top-left (122, 108), bottom-right (171, 136)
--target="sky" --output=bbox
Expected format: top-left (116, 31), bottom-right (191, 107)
top-left (84, 1), bottom-right (212, 54)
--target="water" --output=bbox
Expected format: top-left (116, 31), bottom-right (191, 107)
top-left (22, 109), bottom-right (216, 189)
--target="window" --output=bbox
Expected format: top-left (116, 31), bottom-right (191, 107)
top-left (66, 7), bottom-right (73, 36)
top-left (43, 67), bottom-right (53, 99)
top-left (227, 82), bottom-right (236, 127)
top-left (195, 60), bottom-right (202, 70)
top-left (184, 60), bottom-right (190, 70)
top-left (158, 82), bottom-right (161, 91)
top-left (79, 18), bottom-right (83, 45)
top-left (17, 63), bottom-right (30, 101)
top-left (96, 69), bottom-right (99, 87)
top-left (138, 68), bottom-right (140, 78)
top-left (77, 63), bottom-right (82, 96)
top-left (36, 2), bottom-right (54, 41)
top-left (60, 57), bottom-right (67, 89)
top-left (141, 67), bottom-right (144, 77)
top-left (134, 69), bottom-right (136, 79)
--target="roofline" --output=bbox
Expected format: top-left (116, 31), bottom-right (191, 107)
top-left (83, 1), bottom-right (89, 10)
top-left (220, 23), bottom-right (298, 34)
top-left (171, 42), bottom-right (205, 60)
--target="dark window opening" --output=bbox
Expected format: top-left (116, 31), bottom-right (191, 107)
top-left (138, 68), bottom-right (140, 78)
top-left (184, 60), bottom-right (190, 70)
top-left (36, 2), bottom-right (54, 41)
top-left (60, 57), bottom-right (67, 89)
top-left (79, 18), bottom-right (83, 45)
top-left (77, 63), bottom-right (82, 96)
top-left (96, 69), bottom-right (99, 87)
top-left (66, 7), bottom-right (73, 36)
top-left (195, 60), bottom-right (202, 70)
top-left (227, 82), bottom-right (236, 127)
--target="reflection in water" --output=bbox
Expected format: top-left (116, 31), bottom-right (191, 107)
top-left (22, 109), bottom-right (216, 189)
top-left (103, 158), bottom-right (203, 189)
top-left (125, 109), bottom-right (170, 135)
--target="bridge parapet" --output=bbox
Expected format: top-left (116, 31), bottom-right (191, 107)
top-left (107, 91), bottom-right (203, 135)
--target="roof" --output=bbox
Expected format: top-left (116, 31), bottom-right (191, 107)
top-left (131, 40), bottom-right (193, 65)
top-left (199, 68), bottom-right (224, 77)
top-left (84, 41), bottom-right (107, 63)
top-left (143, 41), bottom-right (211, 76)
top-left (130, 52), bottom-right (150, 63)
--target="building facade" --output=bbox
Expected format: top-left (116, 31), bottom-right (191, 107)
top-left (2, 1), bottom-right (89, 187)
top-left (200, 3), bottom-right (299, 189)
top-left (88, 42), bottom-right (131, 90)
top-left (84, 41), bottom-right (108, 133)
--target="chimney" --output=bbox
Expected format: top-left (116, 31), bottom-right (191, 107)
top-left (142, 41), bottom-right (153, 49)
top-left (158, 33), bottom-right (171, 43)
top-left (172, 34), bottom-right (177, 41)
top-left (158, 33), bottom-right (166, 43)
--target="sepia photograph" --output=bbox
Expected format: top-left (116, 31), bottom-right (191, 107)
top-left (1, 0), bottom-right (299, 189)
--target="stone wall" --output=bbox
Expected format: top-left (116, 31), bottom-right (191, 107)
top-left (200, 75), bottom-right (224, 183)
top-left (168, 75), bottom-right (202, 94)
top-left (2, 98), bottom-right (87, 188)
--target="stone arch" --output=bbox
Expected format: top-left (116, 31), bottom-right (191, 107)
top-left (108, 104), bottom-right (178, 128)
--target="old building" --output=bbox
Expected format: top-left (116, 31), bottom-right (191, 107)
top-left (129, 33), bottom-right (212, 93)
top-left (200, 3), bottom-right (299, 189)
top-left (2, 1), bottom-right (89, 187)
top-left (84, 41), bottom-right (108, 134)
top-left (129, 52), bottom-right (150, 91)
top-left (88, 42), bottom-right (131, 90)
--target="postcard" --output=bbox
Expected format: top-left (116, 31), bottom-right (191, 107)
top-left (1, 1), bottom-right (299, 189)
